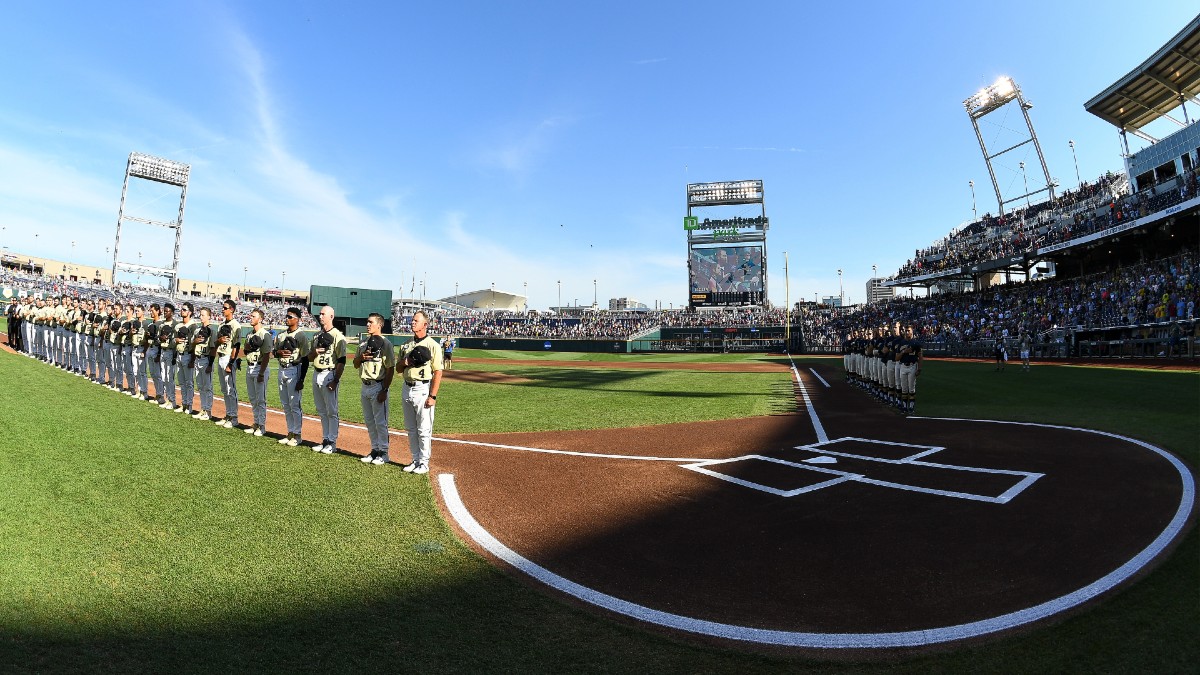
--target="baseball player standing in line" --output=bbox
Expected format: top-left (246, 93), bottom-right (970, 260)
top-left (130, 305), bottom-right (148, 398)
top-left (144, 303), bottom-right (163, 401)
top-left (212, 299), bottom-right (243, 430)
top-left (242, 308), bottom-right (273, 437)
top-left (17, 297), bottom-right (32, 355)
top-left (120, 305), bottom-right (138, 395)
top-left (309, 305), bottom-right (346, 454)
top-left (104, 303), bottom-right (122, 389)
top-left (398, 310), bottom-right (442, 475)
top-left (274, 307), bottom-right (310, 447)
top-left (157, 303), bottom-right (179, 410)
top-left (7, 298), bottom-right (22, 353)
top-left (191, 307), bottom-right (216, 421)
top-left (86, 303), bottom-right (100, 380)
top-left (354, 313), bottom-right (395, 465)
top-left (174, 302), bottom-right (199, 414)
top-left (69, 298), bottom-right (83, 375)
top-left (53, 296), bottom-right (68, 368)
top-left (897, 324), bottom-right (923, 415)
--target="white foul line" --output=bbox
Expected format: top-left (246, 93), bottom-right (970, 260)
top-left (808, 368), bottom-right (830, 388)
top-left (437, 418), bottom-right (1195, 648)
top-left (787, 354), bottom-right (828, 442)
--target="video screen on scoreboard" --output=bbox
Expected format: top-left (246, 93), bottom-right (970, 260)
top-left (689, 245), bottom-right (764, 306)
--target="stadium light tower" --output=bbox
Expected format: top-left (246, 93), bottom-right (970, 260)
top-left (112, 152), bottom-right (190, 294)
top-left (837, 269), bottom-right (844, 306)
top-left (964, 76), bottom-right (1055, 215)
top-left (969, 180), bottom-right (977, 220)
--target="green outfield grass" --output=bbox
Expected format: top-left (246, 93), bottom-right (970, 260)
top-left (1, 347), bottom-right (1196, 673)
top-left (190, 353), bottom-right (794, 435)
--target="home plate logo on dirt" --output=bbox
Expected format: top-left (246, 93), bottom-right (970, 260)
top-left (680, 437), bottom-right (1044, 503)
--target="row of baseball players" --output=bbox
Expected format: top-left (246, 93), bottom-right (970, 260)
top-left (842, 323), bottom-right (923, 414)
top-left (10, 294), bottom-right (443, 474)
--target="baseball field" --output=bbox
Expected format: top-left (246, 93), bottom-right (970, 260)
top-left (0, 325), bottom-right (1196, 673)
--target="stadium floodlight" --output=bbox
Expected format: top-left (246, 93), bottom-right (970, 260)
top-left (964, 76), bottom-right (1019, 119)
top-left (127, 152), bottom-right (191, 187)
top-left (686, 180), bottom-right (764, 207)
top-left (962, 76), bottom-right (1054, 215)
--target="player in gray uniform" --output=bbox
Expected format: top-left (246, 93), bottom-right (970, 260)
top-left (130, 305), bottom-right (148, 398)
top-left (897, 324), bottom-right (923, 415)
top-left (355, 313), bottom-right (395, 465)
top-left (309, 305), bottom-right (346, 454)
top-left (191, 307), bottom-right (217, 421)
top-left (242, 308), bottom-right (273, 436)
top-left (144, 304), bottom-right (164, 402)
top-left (212, 299), bottom-right (243, 429)
top-left (274, 307), bottom-right (311, 447)
top-left (119, 305), bottom-right (138, 395)
top-left (157, 303), bottom-right (179, 410)
top-left (173, 302), bottom-right (199, 414)
top-left (103, 304), bottom-right (123, 389)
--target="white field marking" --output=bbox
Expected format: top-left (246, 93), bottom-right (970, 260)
top-left (683, 444), bottom-right (1042, 503)
top-left (439, 416), bottom-right (1196, 648)
top-left (808, 368), bottom-right (830, 388)
top-left (786, 354), bottom-right (828, 443)
top-left (680, 454), bottom-right (856, 497)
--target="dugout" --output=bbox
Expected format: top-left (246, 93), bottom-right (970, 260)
top-left (309, 285), bottom-right (392, 339)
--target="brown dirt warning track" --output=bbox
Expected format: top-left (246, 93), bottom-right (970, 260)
top-left (3, 341), bottom-right (1195, 652)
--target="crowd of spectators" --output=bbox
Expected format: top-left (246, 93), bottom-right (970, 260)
top-left (803, 251), bottom-right (1197, 348)
top-left (1, 268), bottom-right (318, 329)
top-left (428, 311), bottom-right (661, 340)
top-left (892, 170), bottom-right (1198, 281)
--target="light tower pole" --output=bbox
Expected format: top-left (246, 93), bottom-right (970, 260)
top-left (1069, 140), bottom-right (1081, 188)
top-left (837, 269), bottom-right (844, 307)
top-left (969, 180), bottom-right (977, 220)
top-left (1020, 161), bottom-right (1031, 207)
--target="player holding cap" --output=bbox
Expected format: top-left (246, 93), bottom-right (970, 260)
top-left (355, 313), bottom-right (395, 465)
top-left (274, 307), bottom-right (310, 447)
top-left (398, 310), bottom-right (442, 475)
top-left (191, 307), bottom-right (217, 421)
top-left (242, 308), bottom-right (273, 437)
top-left (897, 324), bottom-right (923, 415)
top-left (174, 302), bottom-right (199, 414)
top-left (157, 303), bottom-right (179, 410)
top-left (212, 299), bottom-right (242, 429)
top-left (144, 304), bottom-right (164, 402)
top-left (309, 305), bottom-right (346, 454)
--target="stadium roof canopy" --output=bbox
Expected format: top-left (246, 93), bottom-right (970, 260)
top-left (1084, 14), bottom-right (1200, 132)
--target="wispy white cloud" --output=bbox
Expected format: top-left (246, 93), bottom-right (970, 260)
top-left (476, 115), bottom-right (575, 174)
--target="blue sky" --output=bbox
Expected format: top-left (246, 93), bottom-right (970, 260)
top-left (1, 2), bottom-right (1195, 309)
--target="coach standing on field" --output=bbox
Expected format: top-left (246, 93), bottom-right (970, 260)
top-left (398, 310), bottom-right (442, 475)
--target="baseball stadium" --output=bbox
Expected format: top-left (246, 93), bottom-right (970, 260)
top-left (2, 8), bottom-right (1199, 675)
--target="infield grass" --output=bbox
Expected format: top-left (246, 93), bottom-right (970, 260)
top-left (1, 347), bottom-right (1196, 673)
